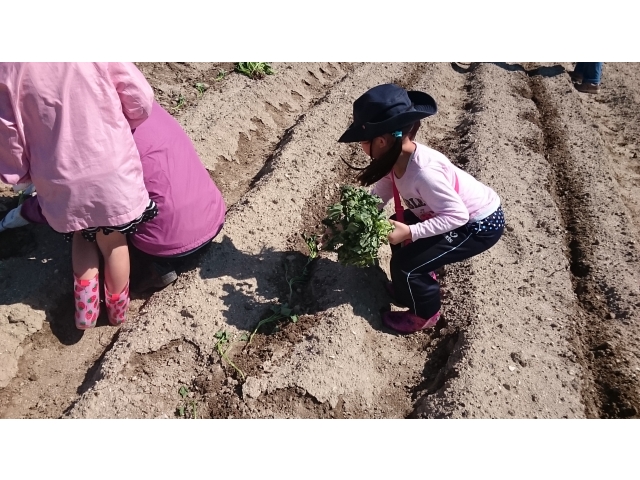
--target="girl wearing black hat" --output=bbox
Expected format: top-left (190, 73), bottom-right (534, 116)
top-left (338, 84), bottom-right (505, 334)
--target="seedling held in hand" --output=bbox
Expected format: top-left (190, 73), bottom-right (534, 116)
top-left (321, 185), bottom-right (394, 267)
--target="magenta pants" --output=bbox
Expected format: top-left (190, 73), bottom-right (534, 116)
top-left (20, 196), bottom-right (48, 225)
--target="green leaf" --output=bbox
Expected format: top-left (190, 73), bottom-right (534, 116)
top-left (179, 386), bottom-right (188, 398)
top-left (319, 186), bottom-right (389, 267)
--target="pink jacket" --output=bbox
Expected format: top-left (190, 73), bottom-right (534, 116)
top-left (0, 62), bottom-right (153, 233)
top-left (18, 102), bottom-right (226, 257)
top-left (372, 143), bottom-right (501, 240)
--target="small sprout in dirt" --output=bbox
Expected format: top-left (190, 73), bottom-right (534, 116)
top-left (248, 303), bottom-right (298, 345)
top-left (239, 333), bottom-right (249, 342)
top-left (321, 185), bottom-right (394, 267)
top-left (303, 233), bottom-right (319, 259)
top-left (215, 330), bottom-right (245, 380)
top-left (175, 386), bottom-right (198, 418)
top-left (215, 69), bottom-right (227, 81)
top-left (234, 62), bottom-right (275, 80)
top-left (172, 93), bottom-right (186, 111)
top-left (247, 240), bottom-right (317, 345)
top-left (285, 255), bottom-right (315, 306)
top-left (195, 82), bottom-right (208, 96)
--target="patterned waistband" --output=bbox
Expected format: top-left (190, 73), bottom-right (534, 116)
top-left (469, 206), bottom-right (505, 233)
top-left (64, 200), bottom-right (158, 243)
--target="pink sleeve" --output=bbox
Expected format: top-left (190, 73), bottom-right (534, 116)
top-left (0, 98), bottom-right (30, 185)
top-left (409, 166), bottom-right (469, 240)
top-left (107, 63), bottom-right (154, 129)
top-left (370, 173), bottom-right (393, 210)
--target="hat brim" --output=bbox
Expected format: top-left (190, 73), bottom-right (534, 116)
top-left (338, 91), bottom-right (437, 143)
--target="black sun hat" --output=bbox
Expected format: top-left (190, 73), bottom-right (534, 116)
top-left (338, 83), bottom-right (438, 143)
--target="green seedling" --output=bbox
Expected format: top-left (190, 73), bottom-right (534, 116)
top-left (247, 238), bottom-right (317, 346)
top-left (195, 82), bottom-right (208, 96)
top-left (285, 242), bottom-right (317, 305)
top-left (176, 386), bottom-right (197, 419)
top-left (215, 331), bottom-right (245, 380)
top-left (234, 62), bottom-right (274, 80)
top-left (321, 185), bottom-right (394, 267)
top-left (248, 303), bottom-right (297, 346)
top-left (215, 69), bottom-right (227, 81)
top-left (172, 93), bottom-right (186, 111)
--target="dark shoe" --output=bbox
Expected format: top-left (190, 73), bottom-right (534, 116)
top-left (575, 82), bottom-right (600, 94)
top-left (569, 70), bottom-right (583, 83)
top-left (382, 310), bottom-right (441, 334)
top-left (132, 262), bottom-right (178, 293)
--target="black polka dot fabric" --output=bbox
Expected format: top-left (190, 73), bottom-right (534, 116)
top-left (470, 206), bottom-right (505, 234)
top-left (63, 199), bottom-right (159, 243)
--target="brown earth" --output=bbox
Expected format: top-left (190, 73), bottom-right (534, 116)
top-left (1, 62), bottom-right (639, 419)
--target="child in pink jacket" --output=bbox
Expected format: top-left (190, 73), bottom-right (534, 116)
top-left (0, 62), bottom-right (156, 330)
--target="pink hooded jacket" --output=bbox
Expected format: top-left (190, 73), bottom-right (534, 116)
top-left (0, 62), bottom-right (153, 233)
top-left (18, 102), bottom-right (227, 257)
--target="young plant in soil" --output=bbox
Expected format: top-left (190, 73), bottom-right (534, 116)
top-left (195, 82), bottom-right (208, 97)
top-left (321, 185), bottom-right (394, 267)
top-left (247, 236), bottom-right (318, 346)
top-left (215, 69), bottom-right (227, 81)
top-left (172, 93), bottom-right (186, 112)
top-left (175, 385), bottom-right (198, 419)
top-left (214, 330), bottom-right (245, 380)
top-left (234, 62), bottom-right (274, 80)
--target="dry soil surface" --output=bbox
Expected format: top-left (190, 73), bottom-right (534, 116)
top-left (1, 62), bottom-right (639, 419)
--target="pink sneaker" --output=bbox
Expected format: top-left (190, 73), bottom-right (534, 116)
top-left (105, 281), bottom-right (130, 326)
top-left (382, 310), bottom-right (440, 334)
top-left (74, 274), bottom-right (100, 330)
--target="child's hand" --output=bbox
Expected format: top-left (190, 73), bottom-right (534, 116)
top-left (388, 220), bottom-right (412, 245)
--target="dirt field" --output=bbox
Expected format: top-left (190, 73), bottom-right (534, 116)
top-left (1, 62), bottom-right (639, 419)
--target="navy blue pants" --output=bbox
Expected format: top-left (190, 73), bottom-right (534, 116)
top-left (390, 207), bottom-right (504, 319)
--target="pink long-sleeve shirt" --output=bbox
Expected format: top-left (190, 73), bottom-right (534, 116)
top-left (371, 142), bottom-right (501, 240)
top-left (0, 62), bottom-right (154, 233)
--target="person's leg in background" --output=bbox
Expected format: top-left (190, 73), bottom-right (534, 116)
top-left (570, 62), bottom-right (585, 82)
top-left (575, 62), bottom-right (603, 94)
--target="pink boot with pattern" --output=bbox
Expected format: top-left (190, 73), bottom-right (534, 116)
top-left (105, 281), bottom-right (130, 326)
top-left (74, 274), bottom-right (100, 330)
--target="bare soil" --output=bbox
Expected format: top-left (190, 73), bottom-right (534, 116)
top-left (1, 62), bottom-right (639, 419)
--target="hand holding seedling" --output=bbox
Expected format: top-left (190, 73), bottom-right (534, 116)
top-left (320, 185), bottom-right (394, 267)
top-left (388, 220), bottom-right (411, 245)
